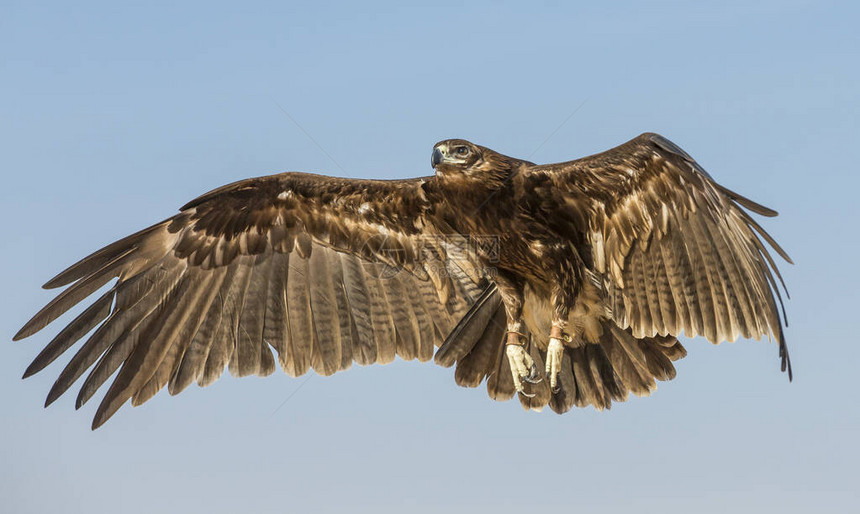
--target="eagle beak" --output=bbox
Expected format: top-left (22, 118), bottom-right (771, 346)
top-left (431, 147), bottom-right (444, 169)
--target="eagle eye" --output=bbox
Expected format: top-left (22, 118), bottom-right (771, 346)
top-left (455, 146), bottom-right (470, 157)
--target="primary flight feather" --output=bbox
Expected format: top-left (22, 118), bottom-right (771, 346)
top-left (15, 133), bottom-right (791, 428)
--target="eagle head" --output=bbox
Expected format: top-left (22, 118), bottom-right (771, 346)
top-left (431, 139), bottom-right (518, 186)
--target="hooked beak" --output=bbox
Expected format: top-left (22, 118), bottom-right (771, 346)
top-left (431, 147), bottom-right (444, 169)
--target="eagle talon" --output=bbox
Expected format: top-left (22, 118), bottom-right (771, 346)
top-left (546, 337), bottom-right (565, 392)
top-left (506, 343), bottom-right (539, 395)
top-left (523, 364), bottom-right (542, 384)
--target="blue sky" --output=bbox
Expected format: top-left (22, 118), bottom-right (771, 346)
top-left (2, 1), bottom-right (858, 512)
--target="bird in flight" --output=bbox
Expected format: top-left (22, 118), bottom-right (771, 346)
top-left (15, 133), bottom-right (792, 429)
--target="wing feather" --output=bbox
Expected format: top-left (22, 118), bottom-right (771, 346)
top-left (123, 268), bottom-right (221, 404)
top-left (45, 258), bottom-right (187, 407)
top-left (415, 276), bottom-right (455, 340)
top-left (308, 245), bottom-right (342, 376)
top-left (260, 252), bottom-right (291, 373)
top-left (380, 273), bottom-right (420, 362)
top-left (134, 270), bottom-right (222, 405)
top-left (325, 249), bottom-right (355, 372)
top-left (23, 288), bottom-right (115, 379)
top-left (664, 217), bottom-right (702, 337)
top-left (539, 132), bottom-right (791, 377)
top-left (402, 275), bottom-right (437, 362)
top-left (339, 253), bottom-right (376, 365)
top-left (15, 248), bottom-right (135, 340)
top-left (699, 215), bottom-right (747, 340)
top-left (168, 266), bottom-right (231, 395)
top-left (232, 252), bottom-right (272, 377)
top-left (691, 213), bottom-right (731, 341)
top-left (361, 261), bottom-right (397, 365)
top-left (94, 269), bottom-right (210, 427)
top-left (17, 171), bottom-right (490, 427)
top-left (285, 251), bottom-right (314, 377)
top-left (682, 214), bottom-right (719, 341)
top-left (172, 265), bottom-right (235, 391)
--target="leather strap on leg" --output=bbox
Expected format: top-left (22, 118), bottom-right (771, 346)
top-left (505, 330), bottom-right (527, 347)
top-left (550, 325), bottom-right (571, 342)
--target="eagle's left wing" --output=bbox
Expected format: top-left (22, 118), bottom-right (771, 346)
top-left (15, 172), bottom-right (488, 428)
top-left (530, 133), bottom-right (792, 377)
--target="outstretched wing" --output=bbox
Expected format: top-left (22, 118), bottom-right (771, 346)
top-left (532, 133), bottom-right (792, 377)
top-left (15, 172), bottom-right (487, 428)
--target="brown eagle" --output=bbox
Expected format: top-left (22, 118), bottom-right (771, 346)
top-left (15, 133), bottom-right (791, 428)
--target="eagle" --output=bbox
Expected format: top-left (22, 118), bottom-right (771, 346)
top-left (15, 133), bottom-right (792, 429)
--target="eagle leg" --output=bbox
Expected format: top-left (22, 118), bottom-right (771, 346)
top-left (546, 324), bottom-right (569, 393)
top-left (505, 320), bottom-right (539, 397)
top-left (547, 260), bottom-right (576, 394)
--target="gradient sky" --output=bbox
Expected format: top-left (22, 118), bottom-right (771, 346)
top-left (2, 1), bottom-right (858, 513)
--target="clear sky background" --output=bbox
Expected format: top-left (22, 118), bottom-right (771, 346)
top-left (2, 1), bottom-right (858, 513)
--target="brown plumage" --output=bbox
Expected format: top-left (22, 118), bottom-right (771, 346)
top-left (15, 133), bottom-right (791, 428)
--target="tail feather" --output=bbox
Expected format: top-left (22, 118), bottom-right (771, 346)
top-left (453, 305), bottom-right (506, 388)
top-left (442, 316), bottom-right (687, 414)
top-left (434, 284), bottom-right (500, 368)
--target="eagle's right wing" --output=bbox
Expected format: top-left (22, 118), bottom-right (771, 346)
top-left (15, 172), bottom-right (488, 428)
